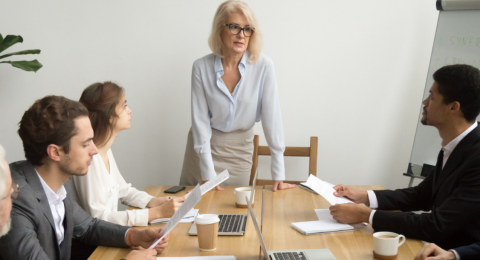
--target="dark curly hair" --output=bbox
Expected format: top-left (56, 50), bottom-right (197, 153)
top-left (18, 95), bottom-right (89, 166)
top-left (434, 64), bottom-right (480, 122)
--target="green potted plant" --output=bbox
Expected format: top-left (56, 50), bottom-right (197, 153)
top-left (0, 34), bottom-right (42, 72)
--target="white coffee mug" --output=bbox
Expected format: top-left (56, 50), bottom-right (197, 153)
top-left (234, 187), bottom-right (254, 207)
top-left (373, 232), bottom-right (406, 257)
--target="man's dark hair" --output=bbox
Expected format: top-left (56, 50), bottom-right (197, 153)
top-left (433, 64), bottom-right (480, 122)
top-left (18, 95), bottom-right (89, 166)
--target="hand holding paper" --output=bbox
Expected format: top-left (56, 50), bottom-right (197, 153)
top-left (148, 184), bottom-right (202, 249)
top-left (300, 175), bottom-right (353, 205)
top-left (332, 184), bottom-right (370, 205)
top-left (329, 203), bottom-right (372, 224)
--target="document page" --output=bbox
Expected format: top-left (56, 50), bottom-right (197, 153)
top-left (148, 184), bottom-right (202, 249)
top-left (157, 257), bottom-right (235, 260)
top-left (303, 174), bottom-right (353, 205)
top-left (150, 209), bottom-right (199, 224)
top-left (200, 169), bottom-right (229, 195)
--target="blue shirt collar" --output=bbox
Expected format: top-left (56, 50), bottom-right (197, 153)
top-left (214, 51), bottom-right (248, 74)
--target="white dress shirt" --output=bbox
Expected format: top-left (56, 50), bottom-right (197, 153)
top-left (192, 52), bottom-right (285, 181)
top-left (36, 170), bottom-right (67, 245)
top-left (367, 121), bottom-right (478, 228)
top-left (72, 149), bottom-right (154, 226)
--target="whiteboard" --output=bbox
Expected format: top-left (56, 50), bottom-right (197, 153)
top-left (409, 10), bottom-right (480, 171)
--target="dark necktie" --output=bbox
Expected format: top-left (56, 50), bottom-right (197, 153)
top-left (434, 149), bottom-right (444, 185)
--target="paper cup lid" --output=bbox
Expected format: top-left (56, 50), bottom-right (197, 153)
top-left (195, 214), bottom-right (220, 224)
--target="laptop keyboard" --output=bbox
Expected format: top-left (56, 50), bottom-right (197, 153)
top-left (218, 214), bottom-right (247, 233)
top-left (273, 252), bottom-right (307, 260)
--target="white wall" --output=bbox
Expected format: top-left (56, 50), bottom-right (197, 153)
top-left (0, 0), bottom-right (438, 192)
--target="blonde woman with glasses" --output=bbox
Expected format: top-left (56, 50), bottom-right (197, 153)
top-left (180, 0), bottom-right (295, 192)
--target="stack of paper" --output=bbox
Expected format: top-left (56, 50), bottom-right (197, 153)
top-left (291, 209), bottom-right (354, 235)
top-left (299, 174), bottom-right (353, 205)
top-left (150, 209), bottom-right (199, 224)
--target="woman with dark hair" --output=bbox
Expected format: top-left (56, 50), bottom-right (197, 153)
top-left (72, 82), bottom-right (184, 226)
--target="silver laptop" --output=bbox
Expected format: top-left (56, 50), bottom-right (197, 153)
top-left (188, 169), bottom-right (258, 236)
top-left (246, 196), bottom-right (337, 260)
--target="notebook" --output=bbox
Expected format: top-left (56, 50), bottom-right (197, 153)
top-left (291, 209), bottom-right (354, 235)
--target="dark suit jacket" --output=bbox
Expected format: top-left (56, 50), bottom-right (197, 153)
top-left (455, 242), bottom-right (480, 260)
top-left (0, 161), bottom-right (130, 260)
top-left (372, 124), bottom-right (480, 249)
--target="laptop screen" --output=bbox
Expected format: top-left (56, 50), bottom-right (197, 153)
top-left (246, 195), bottom-right (269, 259)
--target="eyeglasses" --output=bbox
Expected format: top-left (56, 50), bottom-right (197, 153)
top-left (224, 23), bottom-right (255, 37)
top-left (2, 179), bottom-right (19, 200)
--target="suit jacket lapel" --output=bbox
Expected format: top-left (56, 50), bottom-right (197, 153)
top-left (60, 197), bottom-right (73, 259)
top-left (22, 162), bottom-right (56, 231)
top-left (432, 123), bottom-right (480, 196)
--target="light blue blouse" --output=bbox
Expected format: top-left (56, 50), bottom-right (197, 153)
top-left (191, 52), bottom-right (285, 181)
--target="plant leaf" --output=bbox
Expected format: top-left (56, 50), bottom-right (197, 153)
top-left (0, 59), bottom-right (43, 72)
top-left (0, 49), bottom-right (41, 60)
top-left (0, 34), bottom-right (3, 42)
top-left (0, 35), bottom-right (24, 53)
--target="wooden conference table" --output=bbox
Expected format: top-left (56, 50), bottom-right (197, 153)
top-left (89, 185), bottom-right (424, 260)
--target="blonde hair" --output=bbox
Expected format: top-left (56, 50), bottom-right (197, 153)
top-left (208, 0), bottom-right (263, 63)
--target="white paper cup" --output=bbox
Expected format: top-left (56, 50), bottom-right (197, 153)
top-left (373, 232), bottom-right (406, 259)
top-left (195, 214), bottom-right (220, 251)
top-left (234, 187), bottom-right (255, 208)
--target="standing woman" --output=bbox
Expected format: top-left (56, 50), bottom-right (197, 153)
top-left (72, 82), bottom-right (184, 227)
top-left (180, 0), bottom-right (295, 191)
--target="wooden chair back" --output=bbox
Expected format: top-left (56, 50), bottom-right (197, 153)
top-left (249, 135), bottom-right (318, 186)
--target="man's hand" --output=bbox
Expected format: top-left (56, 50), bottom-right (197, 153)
top-left (414, 243), bottom-right (456, 260)
top-left (273, 181), bottom-right (296, 192)
top-left (125, 249), bottom-right (158, 260)
top-left (333, 184), bottom-right (369, 205)
top-left (200, 180), bottom-right (224, 191)
top-left (128, 228), bottom-right (169, 253)
top-left (329, 203), bottom-right (371, 224)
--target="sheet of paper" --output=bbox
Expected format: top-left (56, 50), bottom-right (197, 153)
top-left (148, 184), bottom-right (202, 249)
top-left (304, 174), bottom-right (352, 205)
top-left (200, 169), bottom-right (229, 195)
top-left (157, 257), bottom-right (235, 260)
top-left (150, 209), bottom-right (199, 224)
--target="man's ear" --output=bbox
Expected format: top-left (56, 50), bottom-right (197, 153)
top-left (450, 101), bottom-right (461, 113)
top-left (46, 144), bottom-right (62, 162)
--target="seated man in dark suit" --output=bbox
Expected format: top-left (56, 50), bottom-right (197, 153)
top-left (0, 96), bottom-right (167, 260)
top-left (415, 242), bottom-right (480, 260)
top-left (329, 64), bottom-right (480, 249)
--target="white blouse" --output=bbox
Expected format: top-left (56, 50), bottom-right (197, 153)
top-left (72, 149), bottom-right (153, 226)
top-left (192, 52), bottom-right (286, 182)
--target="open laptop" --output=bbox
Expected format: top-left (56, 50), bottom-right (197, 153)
top-left (188, 169), bottom-right (259, 236)
top-left (246, 196), bottom-right (337, 260)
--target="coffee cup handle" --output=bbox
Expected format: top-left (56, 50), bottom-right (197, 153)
top-left (397, 235), bottom-right (406, 247)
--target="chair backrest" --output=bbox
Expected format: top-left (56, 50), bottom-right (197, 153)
top-left (249, 135), bottom-right (318, 186)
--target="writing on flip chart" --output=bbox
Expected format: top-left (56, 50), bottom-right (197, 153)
top-left (148, 184), bottom-right (202, 249)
